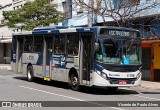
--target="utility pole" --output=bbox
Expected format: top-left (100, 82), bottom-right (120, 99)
top-left (88, 0), bottom-right (93, 27)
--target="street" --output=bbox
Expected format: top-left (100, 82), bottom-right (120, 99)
top-left (0, 68), bottom-right (160, 110)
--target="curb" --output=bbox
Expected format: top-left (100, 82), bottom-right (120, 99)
top-left (0, 66), bottom-right (11, 70)
top-left (140, 82), bottom-right (160, 90)
top-left (140, 85), bottom-right (160, 90)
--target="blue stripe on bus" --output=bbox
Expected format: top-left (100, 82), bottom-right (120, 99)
top-left (46, 55), bottom-right (51, 66)
top-left (36, 54), bottom-right (51, 66)
top-left (33, 26), bottom-right (67, 31)
top-left (32, 30), bottom-right (50, 34)
top-left (36, 54), bottom-right (43, 65)
top-left (94, 63), bottom-right (104, 71)
top-left (51, 30), bottom-right (60, 33)
top-left (76, 28), bottom-right (85, 32)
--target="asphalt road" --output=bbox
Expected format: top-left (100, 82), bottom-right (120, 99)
top-left (0, 69), bottom-right (160, 110)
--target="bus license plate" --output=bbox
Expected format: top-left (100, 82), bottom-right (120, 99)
top-left (119, 80), bottom-right (127, 85)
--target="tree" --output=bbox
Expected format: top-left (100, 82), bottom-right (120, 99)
top-left (3, 0), bottom-right (65, 30)
top-left (73, 0), bottom-right (159, 27)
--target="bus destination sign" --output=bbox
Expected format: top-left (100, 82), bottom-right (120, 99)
top-left (100, 28), bottom-right (137, 37)
top-left (108, 30), bottom-right (129, 37)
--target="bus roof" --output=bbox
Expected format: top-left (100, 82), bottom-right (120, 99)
top-left (13, 26), bottom-right (139, 36)
top-left (93, 26), bottom-right (139, 32)
top-left (13, 31), bottom-right (32, 36)
top-left (33, 26), bottom-right (68, 31)
top-left (32, 27), bottom-right (97, 35)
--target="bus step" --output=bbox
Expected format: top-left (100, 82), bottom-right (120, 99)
top-left (44, 77), bottom-right (51, 81)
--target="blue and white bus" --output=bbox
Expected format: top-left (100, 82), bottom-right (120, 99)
top-left (11, 26), bottom-right (142, 91)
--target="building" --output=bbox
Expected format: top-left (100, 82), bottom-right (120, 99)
top-left (0, 0), bottom-right (12, 63)
top-left (0, 0), bottom-right (65, 64)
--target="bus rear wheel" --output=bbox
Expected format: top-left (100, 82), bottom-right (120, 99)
top-left (27, 66), bottom-right (34, 82)
top-left (70, 74), bottom-right (79, 91)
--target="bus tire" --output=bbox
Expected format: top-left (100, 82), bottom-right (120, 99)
top-left (27, 66), bottom-right (34, 82)
top-left (70, 74), bottom-right (79, 91)
top-left (107, 87), bottom-right (118, 91)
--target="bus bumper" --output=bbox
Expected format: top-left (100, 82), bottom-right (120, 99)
top-left (90, 72), bottom-right (141, 87)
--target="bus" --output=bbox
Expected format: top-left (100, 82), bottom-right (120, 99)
top-left (11, 26), bottom-right (142, 91)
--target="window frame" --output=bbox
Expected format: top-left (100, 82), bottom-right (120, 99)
top-left (66, 33), bottom-right (80, 56)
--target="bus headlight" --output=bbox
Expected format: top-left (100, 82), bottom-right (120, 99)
top-left (96, 70), bottom-right (108, 79)
top-left (136, 72), bottom-right (141, 80)
top-left (102, 72), bottom-right (107, 79)
top-left (96, 70), bottom-right (101, 75)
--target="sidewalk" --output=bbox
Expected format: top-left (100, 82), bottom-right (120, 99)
top-left (0, 64), bottom-right (11, 70)
top-left (140, 80), bottom-right (160, 90)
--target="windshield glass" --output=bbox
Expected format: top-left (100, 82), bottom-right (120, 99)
top-left (96, 38), bottom-right (141, 65)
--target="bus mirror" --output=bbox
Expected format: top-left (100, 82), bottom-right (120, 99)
top-left (95, 43), bottom-right (99, 52)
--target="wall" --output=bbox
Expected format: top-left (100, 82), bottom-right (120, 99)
top-left (4, 43), bottom-right (11, 63)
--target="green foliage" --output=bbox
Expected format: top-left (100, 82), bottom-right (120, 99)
top-left (3, 0), bottom-right (65, 30)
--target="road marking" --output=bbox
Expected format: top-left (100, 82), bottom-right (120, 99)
top-left (19, 85), bottom-right (84, 101)
top-left (0, 66), bottom-right (11, 70)
top-left (121, 87), bottom-right (137, 91)
top-left (19, 85), bottom-right (124, 110)
top-left (121, 87), bottom-right (160, 101)
top-left (134, 95), bottom-right (160, 101)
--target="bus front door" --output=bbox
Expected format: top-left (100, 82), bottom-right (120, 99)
top-left (81, 33), bottom-right (93, 85)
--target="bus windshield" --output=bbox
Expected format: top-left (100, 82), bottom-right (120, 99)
top-left (96, 38), bottom-right (141, 65)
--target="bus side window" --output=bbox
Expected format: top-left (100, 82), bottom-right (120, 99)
top-left (34, 36), bottom-right (43, 53)
top-left (54, 45), bottom-right (62, 53)
top-left (24, 36), bottom-right (33, 52)
top-left (67, 34), bottom-right (79, 55)
top-left (54, 35), bottom-right (65, 54)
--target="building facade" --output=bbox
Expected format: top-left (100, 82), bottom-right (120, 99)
top-left (0, 0), bottom-right (65, 64)
top-left (0, 0), bottom-right (12, 63)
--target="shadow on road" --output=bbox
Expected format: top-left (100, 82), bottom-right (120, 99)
top-left (13, 76), bottom-right (139, 95)
top-left (78, 86), bottom-right (139, 95)
top-left (141, 92), bottom-right (160, 94)
top-left (13, 76), bottom-right (70, 90)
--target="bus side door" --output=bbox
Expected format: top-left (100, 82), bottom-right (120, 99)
top-left (43, 36), bottom-right (53, 80)
top-left (80, 33), bottom-right (94, 85)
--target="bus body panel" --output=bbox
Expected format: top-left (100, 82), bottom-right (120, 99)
top-left (11, 26), bottom-right (142, 89)
top-left (21, 53), bottom-right (43, 78)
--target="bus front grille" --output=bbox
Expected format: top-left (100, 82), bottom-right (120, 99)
top-left (108, 78), bottom-right (136, 84)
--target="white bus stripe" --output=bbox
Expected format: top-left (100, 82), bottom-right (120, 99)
top-left (59, 28), bottom-right (77, 33)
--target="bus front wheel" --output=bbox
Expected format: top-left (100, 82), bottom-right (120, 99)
top-left (70, 74), bottom-right (79, 91)
top-left (27, 66), bottom-right (34, 82)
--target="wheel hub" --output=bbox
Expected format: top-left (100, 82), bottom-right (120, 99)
top-left (72, 77), bottom-right (78, 86)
